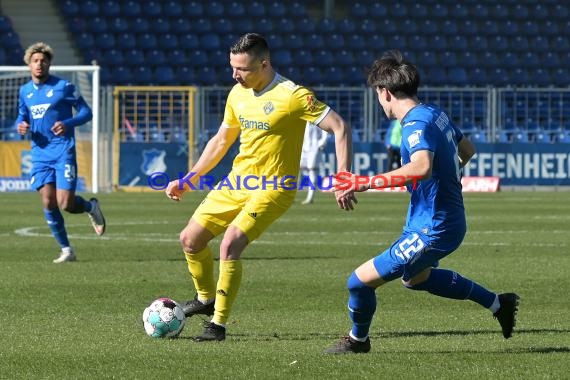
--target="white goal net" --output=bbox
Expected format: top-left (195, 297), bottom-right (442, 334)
top-left (0, 65), bottom-right (101, 193)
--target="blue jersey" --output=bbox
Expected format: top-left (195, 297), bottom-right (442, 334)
top-left (400, 104), bottom-right (466, 242)
top-left (16, 75), bottom-right (92, 161)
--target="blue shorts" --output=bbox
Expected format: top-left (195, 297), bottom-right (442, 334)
top-left (30, 153), bottom-right (78, 192)
top-left (373, 230), bottom-right (464, 282)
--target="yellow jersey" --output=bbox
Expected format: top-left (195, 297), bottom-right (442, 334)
top-left (223, 73), bottom-right (329, 182)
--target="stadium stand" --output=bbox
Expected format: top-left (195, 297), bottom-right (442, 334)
top-left (2, 1), bottom-right (570, 142)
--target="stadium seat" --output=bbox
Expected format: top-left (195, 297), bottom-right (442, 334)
top-left (122, 0), bottom-right (142, 17)
top-left (554, 131), bottom-right (570, 143)
top-left (255, 18), bottom-right (273, 34)
top-left (192, 18), bottom-right (212, 34)
top-left (379, 19), bottom-right (397, 34)
top-left (80, 0), bottom-right (99, 16)
top-left (166, 50), bottom-right (186, 66)
top-left (431, 3), bottom-right (449, 18)
top-left (170, 17), bottom-right (191, 34)
top-left (1, 32), bottom-right (20, 49)
top-left (448, 35), bottom-right (468, 51)
top-left (60, 0), bottom-right (79, 17)
top-left (249, 1), bottom-right (266, 17)
top-left (529, 68), bottom-right (551, 86)
top-left (293, 49), bottom-right (313, 67)
top-left (137, 33), bottom-right (158, 50)
top-left (281, 66), bottom-right (301, 81)
top-left (533, 131), bottom-right (552, 143)
top-left (102, 49), bottom-right (124, 65)
top-left (351, 2), bottom-right (367, 17)
top-left (313, 49), bottom-right (333, 66)
top-left (108, 17), bottom-right (129, 33)
top-left (226, 2), bottom-right (245, 17)
top-left (301, 67), bottom-right (323, 85)
top-left (176, 66), bottom-right (197, 84)
top-left (448, 67), bottom-right (468, 86)
top-left (509, 68), bottom-right (530, 87)
top-left (146, 49), bottom-right (167, 66)
top-left (131, 17), bottom-right (149, 33)
top-left (440, 51), bottom-right (457, 68)
top-left (345, 34), bottom-right (365, 50)
top-left (162, 1), bottom-right (183, 18)
top-left (287, 34), bottom-right (303, 49)
top-left (336, 50), bottom-right (355, 66)
top-left (470, 131), bottom-right (487, 143)
top-left (369, 3), bottom-right (387, 17)
top-left (88, 17), bottom-right (107, 33)
top-left (179, 34), bottom-right (199, 50)
top-left (275, 18), bottom-right (295, 33)
top-left (288, 2), bottom-right (307, 17)
top-left (520, 20), bottom-right (539, 36)
top-left (318, 18), bottom-right (336, 33)
top-left (266, 34), bottom-right (283, 49)
top-left (400, 19), bottom-right (418, 35)
top-left (296, 17), bottom-right (315, 33)
top-left (337, 18), bottom-right (356, 34)
top-left (470, 68), bottom-right (488, 86)
top-left (408, 35), bottom-right (427, 50)
top-left (267, 2), bottom-right (286, 17)
top-left (154, 66), bottom-right (176, 85)
top-left (359, 18), bottom-right (377, 34)
top-left (184, 1), bottom-right (204, 18)
top-left (327, 34), bottom-right (345, 50)
top-left (189, 50), bottom-right (208, 66)
top-left (512, 131), bottom-right (530, 143)
top-left (132, 66), bottom-right (152, 84)
top-left (272, 50), bottom-right (293, 66)
top-left (205, 1), bottom-right (224, 17)
top-left (392, 3), bottom-right (408, 18)
top-left (195, 67), bottom-right (218, 85)
top-left (501, 20), bottom-right (519, 36)
top-left (199, 33), bottom-right (221, 51)
top-left (153, 18), bottom-right (170, 34)
top-left (95, 33), bottom-right (115, 50)
top-left (490, 3), bottom-right (509, 19)
top-left (409, 3), bottom-right (428, 18)
top-left (511, 4), bottom-right (529, 20)
top-left (496, 131), bottom-right (510, 143)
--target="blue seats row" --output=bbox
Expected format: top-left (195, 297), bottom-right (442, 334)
top-left (59, 0), bottom-right (306, 18)
top-left (351, 2), bottom-right (568, 20)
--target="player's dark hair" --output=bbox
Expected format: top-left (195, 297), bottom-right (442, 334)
top-left (366, 50), bottom-right (420, 98)
top-left (230, 33), bottom-right (270, 61)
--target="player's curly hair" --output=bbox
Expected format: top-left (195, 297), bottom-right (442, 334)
top-left (366, 50), bottom-right (420, 99)
top-left (23, 42), bottom-right (54, 65)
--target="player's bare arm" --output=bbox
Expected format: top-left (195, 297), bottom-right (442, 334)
top-left (331, 150), bottom-right (433, 198)
top-left (166, 125), bottom-right (240, 201)
top-left (317, 110), bottom-right (357, 211)
top-left (458, 136), bottom-right (476, 167)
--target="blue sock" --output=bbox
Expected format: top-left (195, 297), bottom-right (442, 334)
top-left (44, 208), bottom-right (70, 248)
top-left (347, 272), bottom-right (377, 339)
top-left (407, 268), bottom-right (496, 308)
top-left (67, 196), bottom-right (92, 214)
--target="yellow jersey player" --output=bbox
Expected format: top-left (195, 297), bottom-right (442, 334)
top-left (165, 33), bottom-right (356, 341)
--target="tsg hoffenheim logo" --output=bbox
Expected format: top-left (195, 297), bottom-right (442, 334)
top-left (141, 149), bottom-right (167, 175)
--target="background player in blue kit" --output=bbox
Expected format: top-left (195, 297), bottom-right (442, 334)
top-left (325, 50), bottom-right (520, 354)
top-left (16, 42), bottom-right (106, 263)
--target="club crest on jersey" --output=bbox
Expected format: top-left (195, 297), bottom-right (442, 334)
top-left (306, 95), bottom-right (321, 112)
top-left (263, 101), bottom-right (274, 115)
top-left (30, 103), bottom-right (51, 119)
top-left (46, 89), bottom-right (54, 98)
top-left (408, 130), bottom-right (423, 147)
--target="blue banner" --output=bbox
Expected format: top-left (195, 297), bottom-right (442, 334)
top-left (119, 142), bottom-right (570, 188)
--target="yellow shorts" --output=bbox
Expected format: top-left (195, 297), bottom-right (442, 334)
top-left (191, 177), bottom-right (295, 242)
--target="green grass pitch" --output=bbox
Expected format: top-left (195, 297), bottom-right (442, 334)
top-left (1, 190), bottom-right (569, 379)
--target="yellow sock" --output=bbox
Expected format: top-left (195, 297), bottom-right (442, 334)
top-left (184, 247), bottom-right (216, 301)
top-left (213, 260), bottom-right (243, 325)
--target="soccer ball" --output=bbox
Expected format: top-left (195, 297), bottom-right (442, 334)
top-left (142, 297), bottom-right (186, 338)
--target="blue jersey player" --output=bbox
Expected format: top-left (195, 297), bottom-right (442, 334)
top-left (325, 50), bottom-right (519, 354)
top-left (16, 42), bottom-right (106, 263)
